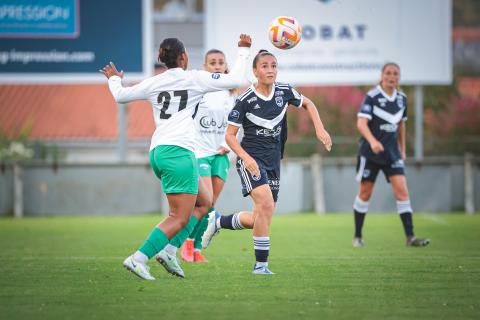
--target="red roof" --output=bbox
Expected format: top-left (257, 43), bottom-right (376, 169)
top-left (0, 84), bottom-right (154, 141)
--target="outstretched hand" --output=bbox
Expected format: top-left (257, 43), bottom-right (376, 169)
top-left (238, 34), bottom-right (252, 48)
top-left (317, 129), bottom-right (332, 152)
top-left (99, 62), bottom-right (124, 79)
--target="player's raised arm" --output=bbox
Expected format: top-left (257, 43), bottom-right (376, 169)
top-left (100, 61), bottom-right (152, 103)
top-left (194, 34), bottom-right (251, 91)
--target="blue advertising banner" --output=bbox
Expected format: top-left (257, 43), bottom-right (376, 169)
top-left (0, 0), bottom-right (79, 38)
top-left (0, 0), bottom-right (152, 83)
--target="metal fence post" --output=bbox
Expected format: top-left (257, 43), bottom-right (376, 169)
top-left (310, 153), bottom-right (325, 214)
top-left (464, 153), bottom-right (475, 215)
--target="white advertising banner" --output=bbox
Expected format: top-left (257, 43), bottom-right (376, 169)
top-left (205, 0), bottom-right (451, 85)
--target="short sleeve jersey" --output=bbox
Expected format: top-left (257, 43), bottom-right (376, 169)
top-left (227, 83), bottom-right (303, 170)
top-left (357, 85), bottom-right (408, 164)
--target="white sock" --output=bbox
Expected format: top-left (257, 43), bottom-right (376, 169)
top-left (133, 250), bottom-right (148, 265)
top-left (164, 244), bottom-right (177, 256)
top-left (255, 261), bottom-right (268, 268)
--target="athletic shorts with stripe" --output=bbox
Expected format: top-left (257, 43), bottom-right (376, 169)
top-left (197, 154), bottom-right (230, 181)
top-left (236, 158), bottom-right (280, 202)
top-left (355, 155), bottom-right (405, 183)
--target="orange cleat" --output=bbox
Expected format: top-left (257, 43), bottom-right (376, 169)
top-left (193, 250), bottom-right (208, 263)
top-left (181, 239), bottom-right (194, 262)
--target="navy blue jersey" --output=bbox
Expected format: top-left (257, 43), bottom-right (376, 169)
top-left (228, 83), bottom-right (303, 169)
top-left (357, 85), bottom-right (408, 164)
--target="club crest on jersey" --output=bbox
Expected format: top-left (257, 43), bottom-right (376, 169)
top-left (275, 96), bottom-right (284, 107)
top-left (397, 96), bottom-right (405, 109)
top-left (211, 73), bottom-right (220, 79)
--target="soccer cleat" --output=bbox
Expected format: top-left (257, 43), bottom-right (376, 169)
top-left (155, 250), bottom-right (185, 278)
top-left (123, 255), bottom-right (155, 280)
top-left (193, 250), bottom-right (208, 263)
top-left (181, 239), bottom-right (194, 262)
top-left (201, 211), bottom-right (221, 249)
top-left (252, 265), bottom-right (275, 275)
top-left (406, 236), bottom-right (430, 247)
top-left (352, 237), bottom-right (365, 248)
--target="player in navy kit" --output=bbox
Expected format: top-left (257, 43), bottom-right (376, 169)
top-left (202, 50), bottom-right (332, 274)
top-left (352, 62), bottom-right (430, 248)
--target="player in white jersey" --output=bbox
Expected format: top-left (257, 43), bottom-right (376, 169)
top-left (352, 62), bottom-right (430, 248)
top-left (100, 34), bottom-right (252, 280)
top-left (179, 49), bottom-right (237, 263)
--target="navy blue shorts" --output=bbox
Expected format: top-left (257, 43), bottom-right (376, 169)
top-left (355, 155), bottom-right (405, 183)
top-left (236, 158), bottom-right (280, 202)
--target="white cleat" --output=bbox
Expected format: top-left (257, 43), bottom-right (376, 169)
top-left (201, 211), bottom-right (221, 249)
top-left (252, 265), bottom-right (275, 275)
top-left (123, 255), bottom-right (155, 280)
top-left (155, 250), bottom-right (185, 278)
top-left (352, 237), bottom-right (365, 248)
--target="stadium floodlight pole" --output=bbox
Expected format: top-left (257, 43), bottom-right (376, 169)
top-left (117, 103), bottom-right (127, 163)
top-left (414, 85), bottom-right (424, 162)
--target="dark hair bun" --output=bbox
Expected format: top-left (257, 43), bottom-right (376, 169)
top-left (158, 38), bottom-right (186, 68)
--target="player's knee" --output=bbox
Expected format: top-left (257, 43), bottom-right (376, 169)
top-left (258, 200), bottom-right (275, 216)
top-left (358, 189), bottom-right (372, 201)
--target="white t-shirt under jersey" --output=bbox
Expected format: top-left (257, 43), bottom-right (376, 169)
top-left (107, 47), bottom-right (250, 152)
top-left (193, 90), bottom-right (235, 158)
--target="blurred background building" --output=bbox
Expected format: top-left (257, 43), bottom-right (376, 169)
top-left (0, 0), bottom-right (479, 216)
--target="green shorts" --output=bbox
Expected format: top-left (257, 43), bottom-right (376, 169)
top-left (197, 154), bottom-right (230, 181)
top-left (150, 145), bottom-right (199, 194)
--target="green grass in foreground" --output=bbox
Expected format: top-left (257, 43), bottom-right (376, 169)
top-left (0, 213), bottom-right (479, 320)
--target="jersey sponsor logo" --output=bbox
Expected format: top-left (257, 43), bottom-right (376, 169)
top-left (268, 179), bottom-right (280, 190)
top-left (275, 96), bottom-right (284, 107)
top-left (211, 73), bottom-right (220, 79)
top-left (379, 123), bottom-right (398, 132)
top-left (247, 96), bottom-right (257, 103)
top-left (256, 126), bottom-right (282, 137)
top-left (274, 90), bottom-right (284, 96)
top-left (391, 159), bottom-right (404, 169)
top-left (200, 116), bottom-right (226, 129)
top-left (229, 110), bottom-right (240, 120)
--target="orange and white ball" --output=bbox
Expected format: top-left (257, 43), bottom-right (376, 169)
top-left (268, 16), bottom-right (302, 50)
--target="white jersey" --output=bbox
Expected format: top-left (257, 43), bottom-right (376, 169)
top-left (107, 47), bottom-right (250, 152)
top-left (194, 90), bottom-right (235, 158)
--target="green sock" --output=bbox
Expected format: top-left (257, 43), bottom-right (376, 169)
top-left (170, 216), bottom-right (199, 248)
top-left (190, 208), bottom-right (214, 238)
top-left (138, 227), bottom-right (169, 259)
top-left (193, 212), bottom-right (211, 250)
top-left (193, 215), bottom-right (210, 250)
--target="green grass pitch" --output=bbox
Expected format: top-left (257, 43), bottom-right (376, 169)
top-left (0, 213), bottom-right (479, 320)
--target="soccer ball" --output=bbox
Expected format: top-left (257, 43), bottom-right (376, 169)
top-left (268, 16), bottom-right (302, 50)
